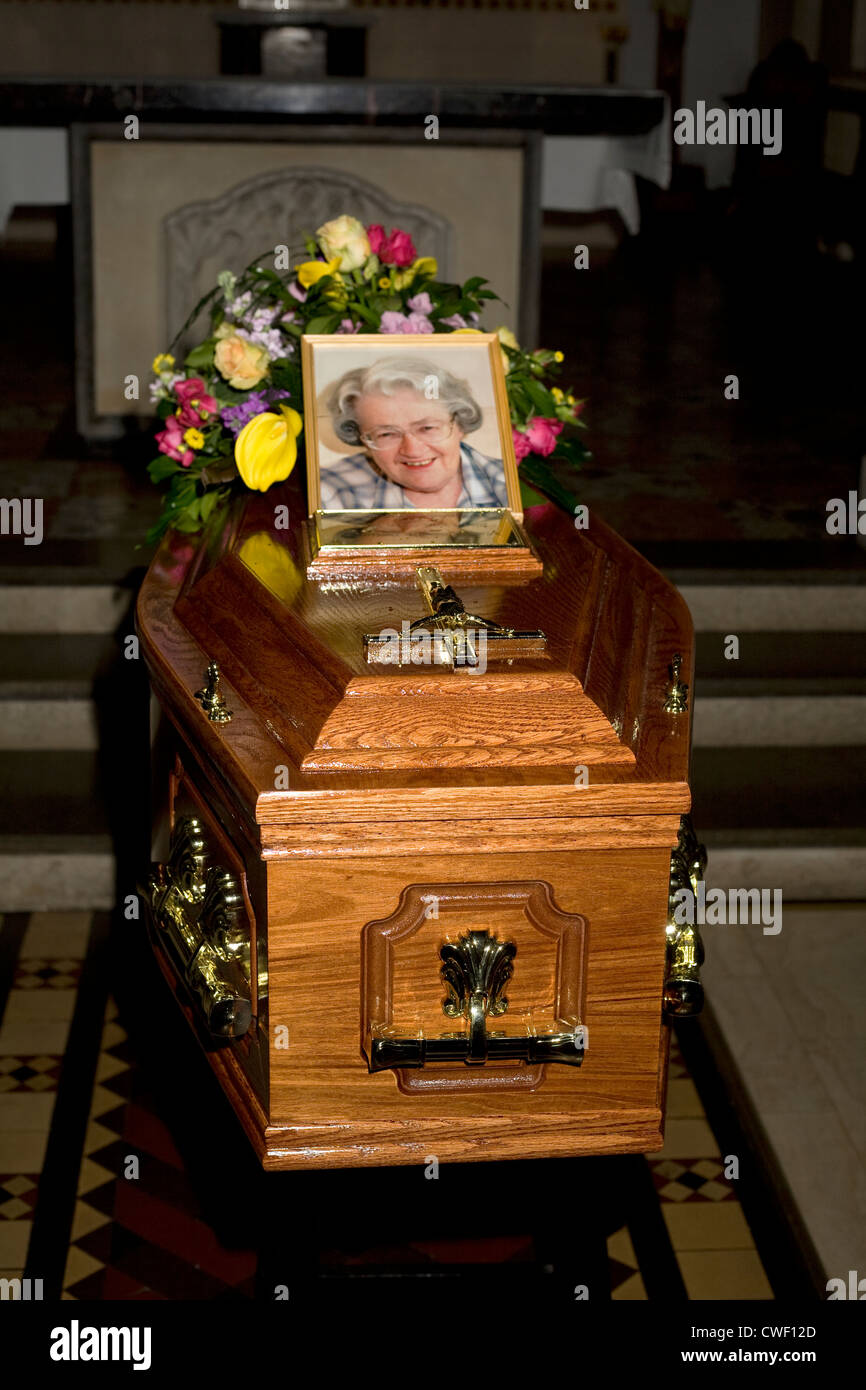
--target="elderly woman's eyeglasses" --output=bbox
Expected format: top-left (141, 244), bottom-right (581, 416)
top-left (359, 419), bottom-right (455, 451)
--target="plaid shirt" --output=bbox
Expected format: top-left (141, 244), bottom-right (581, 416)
top-left (319, 442), bottom-right (507, 511)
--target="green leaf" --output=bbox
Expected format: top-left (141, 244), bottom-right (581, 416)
top-left (524, 378), bottom-right (555, 414)
top-left (505, 383), bottom-right (531, 419)
top-left (519, 456), bottom-right (579, 515)
top-left (347, 301), bottom-right (380, 329)
top-left (145, 512), bottom-right (171, 546)
top-left (305, 314), bottom-right (342, 334)
top-left (185, 339), bottom-right (216, 370)
top-left (147, 455), bottom-right (180, 484)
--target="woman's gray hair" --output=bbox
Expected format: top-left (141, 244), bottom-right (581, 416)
top-left (326, 355), bottom-right (483, 446)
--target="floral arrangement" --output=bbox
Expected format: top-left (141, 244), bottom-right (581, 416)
top-left (146, 213), bottom-right (589, 542)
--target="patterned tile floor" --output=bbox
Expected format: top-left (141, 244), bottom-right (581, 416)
top-left (0, 910), bottom-right (784, 1302)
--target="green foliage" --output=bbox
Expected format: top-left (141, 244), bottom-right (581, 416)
top-left (185, 339), bottom-right (216, 370)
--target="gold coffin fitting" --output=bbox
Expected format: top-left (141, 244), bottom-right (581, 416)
top-left (146, 815), bottom-right (256, 1039)
top-left (663, 814), bottom-right (707, 1017)
top-left (369, 929), bottom-right (586, 1071)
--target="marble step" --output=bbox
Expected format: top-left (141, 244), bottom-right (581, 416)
top-left (692, 746), bottom-right (866, 900)
top-left (0, 837), bottom-right (115, 912)
top-left (0, 633), bottom-right (116, 750)
top-left (0, 752), bottom-right (124, 911)
top-left (679, 581), bottom-right (866, 634)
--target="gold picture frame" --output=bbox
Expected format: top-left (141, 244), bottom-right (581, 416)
top-left (300, 332), bottom-right (523, 524)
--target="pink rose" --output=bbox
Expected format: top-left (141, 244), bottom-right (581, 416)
top-left (382, 229), bottom-right (417, 267)
top-left (174, 377), bottom-right (217, 428)
top-left (524, 416), bottom-right (563, 457)
top-left (156, 415), bottom-right (194, 467)
top-left (367, 223), bottom-right (386, 256)
top-left (512, 427), bottom-right (533, 462)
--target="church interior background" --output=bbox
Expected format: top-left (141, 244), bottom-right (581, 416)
top-left (0, 0), bottom-right (864, 1317)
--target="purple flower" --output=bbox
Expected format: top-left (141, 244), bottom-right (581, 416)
top-left (229, 291), bottom-right (253, 318)
top-left (407, 291), bottom-right (433, 316)
top-left (336, 318), bottom-right (361, 334)
top-left (288, 282), bottom-right (307, 303)
top-left (440, 313), bottom-right (467, 329)
top-left (468, 311), bottom-right (481, 326)
top-left (380, 310), bottom-right (434, 334)
top-left (220, 388), bottom-right (290, 437)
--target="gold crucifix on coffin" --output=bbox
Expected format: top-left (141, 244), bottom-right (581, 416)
top-left (363, 566), bottom-right (547, 669)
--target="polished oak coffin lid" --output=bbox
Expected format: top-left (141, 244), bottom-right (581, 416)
top-left (136, 476), bottom-right (693, 833)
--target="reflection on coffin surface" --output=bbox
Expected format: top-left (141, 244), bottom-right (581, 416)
top-left (136, 472), bottom-right (699, 1170)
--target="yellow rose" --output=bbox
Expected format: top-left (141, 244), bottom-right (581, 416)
top-left (495, 324), bottom-right (519, 374)
top-left (213, 332), bottom-right (269, 390)
top-left (315, 215), bottom-right (371, 271)
top-left (296, 258), bottom-right (341, 290)
top-left (235, 405), bottom-right (303, 492)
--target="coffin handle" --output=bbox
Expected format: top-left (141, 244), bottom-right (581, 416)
top-left (663, 814), bottom-right (707, 1018)
top-left (367, 929), bottom-right (587, 1071)
top-left (145, 815), bottom-right (253, 1040)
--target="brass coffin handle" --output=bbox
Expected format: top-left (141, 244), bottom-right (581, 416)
top-left (663, 814), bottom-right (707, 1018)
top-left (147, 815), bottom-right (255, 1039)
top-left (368, 929), bottom-right (586, 1071)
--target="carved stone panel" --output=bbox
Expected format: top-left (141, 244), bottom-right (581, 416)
top-left (164, 165), bottom-right (455, 354)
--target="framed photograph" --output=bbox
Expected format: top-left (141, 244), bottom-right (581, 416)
top-left (301, 334), bottom-right (523, 533)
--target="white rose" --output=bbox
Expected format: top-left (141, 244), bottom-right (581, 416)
top-left (316, 215), bottom-right (371, 272)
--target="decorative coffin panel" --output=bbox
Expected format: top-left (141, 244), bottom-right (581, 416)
top-left (361, 881), bottom-right (588, 1094)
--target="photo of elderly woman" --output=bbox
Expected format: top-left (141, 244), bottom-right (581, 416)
top-left (316, 352), bottom-right (509, 512)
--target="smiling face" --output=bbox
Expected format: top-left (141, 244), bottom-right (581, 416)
top-left (354, 388), bottom-right (464, 502)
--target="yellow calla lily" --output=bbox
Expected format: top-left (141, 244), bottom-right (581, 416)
top-left (450, 328), bottom-right (483, 335)
top-left (235, 405), bottom-right (303, 492)
top-left (296, 258), bottom-right (341, 289)
top-left (411, 256), bottom-right (438, 278)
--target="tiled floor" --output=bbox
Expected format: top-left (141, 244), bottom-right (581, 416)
top-left (0, 910), bottom-right (783, 1301)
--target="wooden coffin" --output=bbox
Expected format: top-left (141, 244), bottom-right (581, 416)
top-left (136, 477), bottom-right (697, 1170)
